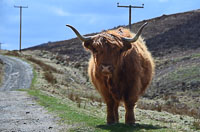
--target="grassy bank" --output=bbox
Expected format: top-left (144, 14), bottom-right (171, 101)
top-left (26, 89), bottom-right (176, 132)
top-left (26, 66), bottom-right (175, 132)
top-left (26, 68), bottom-right (190, 132)
top-left (0, 59), bottom-right (4, 86)
top-left (5, 51), bottom-right (199, 131)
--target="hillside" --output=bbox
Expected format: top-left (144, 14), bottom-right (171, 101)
top-left (25, 9), bottom-right (200, 60)
top-left (133, 9), bottom-right (200, 56)
top-left (23, 9), bottom-right (200, 120)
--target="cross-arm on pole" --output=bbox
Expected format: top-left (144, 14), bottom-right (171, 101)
top-left (117, 2), bottom-right (144, 30)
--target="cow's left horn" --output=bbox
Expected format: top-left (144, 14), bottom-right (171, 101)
top-left (66, 25), bottom-right (91, 42)
top-left (122, 22), bottom-right (148, 42)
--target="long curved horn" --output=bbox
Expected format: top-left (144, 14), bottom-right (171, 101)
top-left (122, 22), bottom-right (148, 42)
top-left (66, 24), bottom-right (91, 42)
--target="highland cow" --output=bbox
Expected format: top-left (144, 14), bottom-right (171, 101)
top-left (66, 23), bottom-right (155, 125)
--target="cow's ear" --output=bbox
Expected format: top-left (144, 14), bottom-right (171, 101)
top-left (121, 41), bottom-right (132, 52)
top-left (83, 40), bottom-right (96, 52)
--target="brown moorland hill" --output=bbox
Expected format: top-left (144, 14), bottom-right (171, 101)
top-left (25, 9), bottom-right (200, 60)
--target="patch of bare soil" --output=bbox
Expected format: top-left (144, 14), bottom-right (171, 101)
top-left (0, 55), bottom-right (33, 91)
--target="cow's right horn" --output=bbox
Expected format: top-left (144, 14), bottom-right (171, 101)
top-left (122, 22), bottom-right (148, 43)
top-left (66, 25), bottom-right (91, 42)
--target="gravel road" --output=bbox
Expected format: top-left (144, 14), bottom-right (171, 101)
top-left (0, 55), bottom-right (33, 91)
top-left (0, 55), bottom-right (68, 132)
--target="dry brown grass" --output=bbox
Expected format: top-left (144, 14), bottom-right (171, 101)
top-left (26, 57), bottom-right (61, 73)
top-left (26, 56), bottom-right (62, 84)
top-left (193, 119), bottom-right (200, 130)
top-left (4, 50), bottom-right (21, 57)
top-left (137, 98), bottom-right (200, 119)
top-left (67, 91), bottom-right (82, 108)
top-left (44, 72), bottom-right (57, 84)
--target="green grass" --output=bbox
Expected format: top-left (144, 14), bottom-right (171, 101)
top-left (31, 68), bottom-right (37, 89)
top-left (166, 65), bottom-right (200, 81)
top-left (191, 53), bottom-right (200, 59)
top-left (155, 52), bottom-right (200, 68)
top-left (26, 89), bottom-right (175, 132)
top-left (193, 119), bottom-right (200, 130)
top-left (27, 89), bottom-right (103, 131)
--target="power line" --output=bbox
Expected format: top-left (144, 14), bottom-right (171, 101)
top-left (14, 5), bottom-right (28, 52)
top-left (117, 2), bottom-right (144, 30)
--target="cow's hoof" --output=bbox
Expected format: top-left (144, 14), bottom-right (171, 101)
top-left (107, 122), bottom-right (117, 126)
top-left (125, 122), bottom-right (137, 126)
top-left (125, 120), bottom-right (136, 126)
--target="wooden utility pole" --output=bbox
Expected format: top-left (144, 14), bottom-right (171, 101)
top-left (14, 5), bottom-right (28, 52)
top-left (117, 2), bottom-right (144, 30)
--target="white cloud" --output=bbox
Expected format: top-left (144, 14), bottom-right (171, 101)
top-left (50, 7), bottom-right (71, 16)
top-left (158, 0), bottom-right (169, 2)
top-left (2, 0), bottom-right (15, 5)
top-left (7, 15), bottom-right (20, 23)
top-left (1, 43), bottom-right (13, 50)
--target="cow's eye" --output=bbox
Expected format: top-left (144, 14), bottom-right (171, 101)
top-left (92, 48), bottom-right (97, 53)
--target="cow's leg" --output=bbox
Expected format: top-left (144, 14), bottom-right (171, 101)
top-left (124, 76), bottom-right (141, 125)
top-left (124, 100), bottom-right (136, 125)
top-left (124, 93), bottom-right (139, 125)
top-left (114, 101), bottom-right (119, 123)
top-left (105, 98), bottom-right (115, 125)
top-left (106, 100), bottom-right (119, 124)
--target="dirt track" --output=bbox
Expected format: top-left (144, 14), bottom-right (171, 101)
top-left (0, 55), bottom-right (33, 91)
top-left (0, 55), bottom-right (67, 132)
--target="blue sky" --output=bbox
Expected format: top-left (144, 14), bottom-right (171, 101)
top-left (0, 0), bottom-right (199, 50)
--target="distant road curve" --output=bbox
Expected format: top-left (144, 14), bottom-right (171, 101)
top-left (0, 55), bottom-right (33, 91)
top-left (0, 55), bottom-right (68, 131)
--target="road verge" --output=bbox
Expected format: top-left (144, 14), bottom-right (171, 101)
top-left (0, 59), bottom-right (3, 86)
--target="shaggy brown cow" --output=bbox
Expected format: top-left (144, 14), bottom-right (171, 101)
top-left (66, 23), bottom-right (155, 125)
